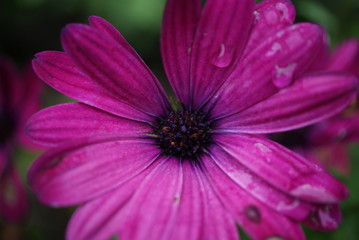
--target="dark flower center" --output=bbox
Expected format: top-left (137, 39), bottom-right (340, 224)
top-left (152, 109), bottom-right (213, 161)
top-left (0, 109), bottom-right (16, 145)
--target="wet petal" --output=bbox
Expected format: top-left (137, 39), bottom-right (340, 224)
top-left (208, 23), bottom-right (325, 118)
top-left (26, 103), bottom-right (150, 147)
top-left (161, 0), bottom-right (201, 106)
top-left (303, 204), bottom-right (342, 231)
top-left (203, 155), bottom-right (306, 240)
top-left (61, 23), bottom-right (169, 117)
top-left (244, 0), bottom-right (296, 56)
top-left (212, 134), bottom-right (349, 203)
top-left (219, 72), bottom-right (358, 133)
top-left (28, 136), bottom-right (161, 206)
top-left (190, 0), bottom-right (254, 108)
top-left (32, 51), bottom-right (152, 121)
top-left (207, 140), bottom-right (314, 221)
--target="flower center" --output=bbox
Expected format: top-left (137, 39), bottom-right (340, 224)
top-left (0, 109), bottom-right (16, 145)
top-left (152, 109), bottom-right (213, 160)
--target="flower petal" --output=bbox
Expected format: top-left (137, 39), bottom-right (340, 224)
top-left (28, 136), bottom-right (161, 206)
top-left (219, 72), bottom-right (358, 133)
top-left (208, 23), bottom-right (325, 118)
top-left (26, 103), bottom-right (150, 147)
top-left (161, 0), bottom-right (201, 106)
top-left (327, 39), bottom-right (359, 77)
top-left (190, 0), bottom-right (255, 108)
top-left (61, 23), bottom-right (169, 117)
top-left (32, 51), bottom-right (152, 121)
top-left (303, 204), bottom-right (343, 231)
top-left (203, 155), bottom-right (306, 240)
top-left (212, 134), bottom-right (349, 203)
top-left (0, 167), bottom-right (28, 223)
top-left (66, 157), bottom-right (167, 240)
top-left (117, 158), bottom-right (185, 240)
top-left (243, 0), bottom-right (296, 57)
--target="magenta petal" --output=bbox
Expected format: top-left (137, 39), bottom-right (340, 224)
top-left (161, 0), bottom-right (201, 106)
top-left (243, 0), bottom-right (296, 57)
top-left (0, 167), bottom-right (28, 222)
top-left (203, 155), bottom-right (306, 240)
top-left (310, 114), bottom-right (359, 145)
top-left (304, 204), bottom-right (343, 231)
top-left (61, 23), bottom-right (169, 117)
top-left (208, 140), bottom-right (314, 221)
top-left (189, 0), bottom-right (255, 108)
top-left (33, 51), bottom-right (152, 121)
top-left (219, 72), bottom-right (358, 133)
top-left (212, 134), bottom-right (349, 203)
top-left (327, 39), bottom-right (359, 76)
top-left (88, 16), bottom-right (138, 54)
top-left (28, 136), bottom-right (161, 206)
top-left (26, 103), bottom-right (150, 147)
top-left (209, 23), bottom-right (325, 118)
top-left (66, 158), bottom-right (164, 240)
top-left (117, 158), bottom-right (185, 240)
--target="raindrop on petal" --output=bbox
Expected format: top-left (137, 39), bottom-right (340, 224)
top-left (273, 63), bottom-right (297, 88)
top-left (244, 205), bottom-right (261, 223)
top-left (211, 43), bottom-right (235, 68)
top-left (266, 237), bottom-right (284, 240)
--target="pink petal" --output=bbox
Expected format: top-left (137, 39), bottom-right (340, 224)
top-left (16, 63), bottom-right (44, 149)
top-left (0, 167), bottom-right (28, 223)
top-left (327, 39), bottom-right (359, 77)
top-left (61, 23), bottom-right (169, 117)
top-left (219, 72), bottom-right (358, 133)
top-left (243, 0), bottom-right (296, 57)
top-left (212, 134), bottom-right (349, 203)
top-left (117, 158), bottom-right (185, 240)
top-left (88, 16), bottom-right (138, 54)
top-left (208, 23), bottom-right (325, 118)
top-left (207, 140), bottom-right (314, 221)
top-left (189, 0), bottom-right (255, 108)
top-left (28, 136), bottom-right (161, 206)
top-left (26, 103), bottom-right (150, 147)
top-left (66, 158), bottom-right (166, 240)
top-left (32, 51), bottom-right (153, 121)
top-left (303, 204), bottom-right (342, 231)
top-left (161, 0), bottom-right (201, 106)
top-left (203, 155), bottom-right (306, 240)
top-left (310, 114), bottom-right (359, 145)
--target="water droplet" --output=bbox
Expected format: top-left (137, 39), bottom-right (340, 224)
top-left (244, 205), bottom-right (261, 223)
top-left (265, 42), bottom-right (282, 57)
top-left (266, 237), bottom-right (284, 240)
top-left (275, 3), bottom-right (289, 21)
top-left (254, 143), bottom-right (272, 153)
top-left (273, 63), bottom-right (297, 88)
top-left (211, 43), bottom-right (235, 68)
top-left (253, 10), bottom-right (260, 21)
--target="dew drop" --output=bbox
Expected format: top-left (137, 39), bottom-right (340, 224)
top-left (266, 237), bottom-right (284, 240)
top-left (273, 63), bottom-right (297, 88)
top-left (275, 3), bottom-right (289, 21)
top-left (211, 43), bottom-right (235, 68)
top-left (244, 205), bottom-right (261, 223)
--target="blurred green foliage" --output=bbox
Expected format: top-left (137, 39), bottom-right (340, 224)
top-left (0, 0), bottom-right (359, 239)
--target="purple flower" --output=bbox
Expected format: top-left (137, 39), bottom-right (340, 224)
top-left (27, 0), bottom-right (358, 239)
top-left (0, 55), bottom-right (42, 222)
top-left (306, 39), bottom-right (359, 175)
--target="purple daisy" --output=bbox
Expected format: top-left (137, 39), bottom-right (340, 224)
top-left (1, 55), bottom-right (42, 222)
top-left (27, 0), bottom-right (358, 239)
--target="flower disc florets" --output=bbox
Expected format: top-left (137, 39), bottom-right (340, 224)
top-left (153, 109), bottom-right (213, 160)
